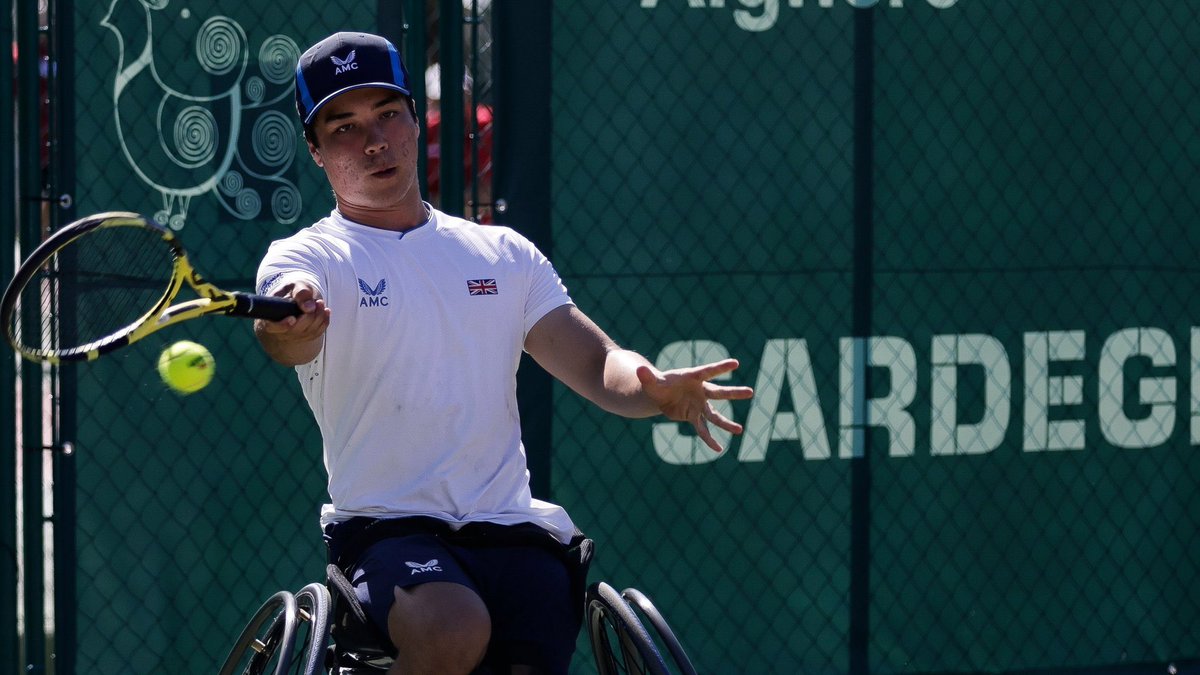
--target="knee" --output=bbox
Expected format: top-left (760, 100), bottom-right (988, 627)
top-left (388, 584), bottom-right (491, 674)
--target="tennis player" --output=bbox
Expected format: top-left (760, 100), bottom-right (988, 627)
top-left (254, 31), bottom-right (753, 675)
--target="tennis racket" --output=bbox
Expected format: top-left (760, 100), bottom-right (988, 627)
top-left (1, 211), bottom-right (302, 364)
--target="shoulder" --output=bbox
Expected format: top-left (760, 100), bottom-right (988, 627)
top-left (436, 214), bottom-right (536, 252)
top-left (266, 216), bottom-right (349, 257)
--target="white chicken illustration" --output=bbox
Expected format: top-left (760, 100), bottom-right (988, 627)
top-left (101, 0), bottom-right (302, 230)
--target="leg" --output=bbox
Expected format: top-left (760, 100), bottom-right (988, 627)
top-left (461, 540), bottom-right (579, 674)
top-left (386, 581), bottom-right (491, 675)
top-left (346, 534), bottom-right (492, 674)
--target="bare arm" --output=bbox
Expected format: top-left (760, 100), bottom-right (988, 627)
top-left (253, 282), bottom-right (331, 366)
top-left (524, 305), bottom-right (754, 452)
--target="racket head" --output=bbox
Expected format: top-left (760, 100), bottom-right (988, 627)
top-left (1, 211), bottom-right (184, 364)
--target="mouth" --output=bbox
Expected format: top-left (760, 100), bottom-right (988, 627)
top-left (369, 166), bottom-right (398, 179)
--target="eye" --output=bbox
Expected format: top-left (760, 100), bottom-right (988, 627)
top-left (380, 109), bottom-right (400, 120)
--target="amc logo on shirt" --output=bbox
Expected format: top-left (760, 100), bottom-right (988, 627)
top-left (358, 278), bottom-right (389, 307)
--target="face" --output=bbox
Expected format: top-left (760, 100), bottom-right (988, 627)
top-left (307, 87), bottom-right (421, 211)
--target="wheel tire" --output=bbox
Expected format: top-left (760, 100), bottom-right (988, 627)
top-left (621, 588), bottom-right (698, 675)
top-left (218, 590), bottom-right (299, 675)
top-left (586, 581), bottom-right (669, 675)
top-left (294, 582), bottom-right (333, 675)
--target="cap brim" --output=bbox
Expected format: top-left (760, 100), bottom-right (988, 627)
top-left (302, 83), bottom-right (413, 125)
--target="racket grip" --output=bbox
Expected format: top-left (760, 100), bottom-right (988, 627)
top-left (229, 293), bottom-right (305, 321)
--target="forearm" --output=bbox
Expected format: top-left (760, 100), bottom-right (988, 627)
top-left (595, 349), bottom-right (661, 418)
top-left (525, 305), bottom-right (753, 451)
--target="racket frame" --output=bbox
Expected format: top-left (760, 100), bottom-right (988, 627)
top-left (2, 211), bottom-right (297, 364)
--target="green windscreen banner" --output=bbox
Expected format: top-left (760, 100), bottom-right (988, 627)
top-left (551, 1), bottom-right (1199, 673)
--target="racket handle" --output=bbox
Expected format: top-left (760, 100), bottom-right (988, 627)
top-left (228, 293), bottom-right (305, 321)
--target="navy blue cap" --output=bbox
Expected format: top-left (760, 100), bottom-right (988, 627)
top-left (295, 32), bottom-right (412, 125)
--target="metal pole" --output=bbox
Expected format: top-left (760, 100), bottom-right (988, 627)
top-left (380, 0), bottom-right (427, 198)
top-left (438, 0), bottom-right (464, 217)
top-left (0, 0), bottom-right (21, 667)
top-left (49, 0), bottom-right (77, 669)
top-left (17, 0), bottom-right (47, 671)
top-left (493, 0), bottom-right (553, 498)
top-left (466, 0), bottom-right (480, 221)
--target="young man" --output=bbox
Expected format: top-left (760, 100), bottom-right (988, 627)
top-left (255, 32), bottom-right (753, 674)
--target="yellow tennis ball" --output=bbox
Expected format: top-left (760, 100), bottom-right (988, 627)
top-left (157, 340), bottom-right (215, 394)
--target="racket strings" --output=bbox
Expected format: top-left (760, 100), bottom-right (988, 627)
top-left (20, 224), bottom-right (175, 352)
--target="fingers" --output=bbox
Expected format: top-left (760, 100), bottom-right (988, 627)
top-left (668, 359), bottom-right (755, 401)
top-left (686, 403), bottom-right (745, 454)
top-left (291, 284), bottom-right (320, 308)
top-left (259, 301), bottom-right (328, 332)
top-left (682, 358), bottom-right (742, 381)
top-left (635, 364), bottom-right (660, 388)
top-left (642, 358), bottom-right (753, 453)
top-left (258, 281), bottom-right (330, 336)
top-left (694, 421), bottom-right (722, 454)
top-left (704, 404), bottom-right (744, 435)
top-left (705, 383), bottom-right (755, 400)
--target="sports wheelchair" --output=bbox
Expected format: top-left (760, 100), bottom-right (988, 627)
top-left (218, 547), bottom-right (699, 674)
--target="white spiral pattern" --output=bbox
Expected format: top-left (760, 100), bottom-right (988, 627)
top-left (196, 17), bottom-right (245, 76)
top-left (258, 35), bottom-right (300, 85)
top-left (244, 76), bottom-right (265, 104)
top-left (173, 106), bottom-right (217, 166)
top-left (219, 171), bottom-right (243, 196)
top-left (235, 188), bottom-right (262, 219)
top-left (271, 184), bottom-right (301, 224)
top-left (252, 111), bottom-right (295, 168)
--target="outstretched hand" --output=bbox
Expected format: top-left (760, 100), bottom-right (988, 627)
top-left (635, 358), bottom-right (754, 454)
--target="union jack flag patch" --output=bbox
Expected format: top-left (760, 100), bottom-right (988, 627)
top-left (467, 279), bottom-right (498, 295)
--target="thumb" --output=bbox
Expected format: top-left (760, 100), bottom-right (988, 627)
top-left (635, 365), bottom-right (659, 389)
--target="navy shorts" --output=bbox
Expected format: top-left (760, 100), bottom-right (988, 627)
top-left (325, 517), bottom-right (583, 673)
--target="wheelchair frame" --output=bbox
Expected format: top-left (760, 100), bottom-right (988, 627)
top-left (218, 567), bottom-right (698, 675)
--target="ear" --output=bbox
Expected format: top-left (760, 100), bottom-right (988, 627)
top-left (308, 140), bottom-right (324, 168)
top-left (411, 115), bottom-right (423, 147)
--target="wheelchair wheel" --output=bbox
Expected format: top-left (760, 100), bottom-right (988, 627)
top-left (293, 582), bottom-right (333, 675)
top-left (586, 581), bottom-right (669, 675)
top-left (218, 590), bottom-right (299, 675)
top-left (621, 588), bottom-right (698, 675)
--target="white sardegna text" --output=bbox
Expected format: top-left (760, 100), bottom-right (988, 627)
top-left (640, 0), bottom-right (959, 33)
top-left (652, 328), bottom-right (1195, 464)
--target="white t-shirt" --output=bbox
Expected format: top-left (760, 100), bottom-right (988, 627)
top-left (256, 206), bottom-right (578, 543)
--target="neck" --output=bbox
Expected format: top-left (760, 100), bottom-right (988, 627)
top-left (335, 193), bottom-right (429, 232)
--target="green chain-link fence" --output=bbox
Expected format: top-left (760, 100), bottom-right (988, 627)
top-left (52, 1), bottom-right (496, 672)
top-left (67, 3), bottom-right (377, 672)
top-left (10, 0), bottom-right (1200, 673)
top-left (549, 1), bottom-right (1199, 673)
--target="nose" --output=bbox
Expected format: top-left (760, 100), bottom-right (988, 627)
top-left (365, 123), bottom-right (388, 155)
